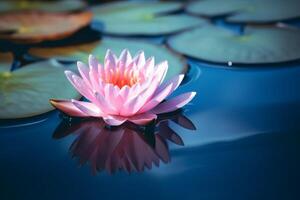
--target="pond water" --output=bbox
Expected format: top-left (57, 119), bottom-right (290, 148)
top-left (1, 12), bottom-right (300, 200)
top-left (1, 59), bottom-right (300, 199)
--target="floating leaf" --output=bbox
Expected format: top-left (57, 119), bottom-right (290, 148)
top-left (0, 0), bottom-right (86, 13)
top-left (168, 25), bottom-right (300, 64)
top-left (0, 60), bottom-right (80, 119)
top-left (186, 0), bottom-right (300, 23)
top-left (29, 37), bottom-right (187, 80)
top-left (0, 11), bottom-right (92, 43)
top-left (0, 52), bottom-right (13, 72)
top-left (92, 1), bottom-right (182, 20)
top-left (97, 15), bottom-right (206, 36)
top-left (92, 1), bottom-right (206, 35)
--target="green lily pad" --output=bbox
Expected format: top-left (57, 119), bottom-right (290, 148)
top-left (0, 60), bottom-right (80, 119)
top-left (28, 37), bottom-right (187, 80)
top-left (0, 0), bottom-right (86, 13)
top-left (0, 11), bottom-right (92, 43)
top-left (92, 1), bottom-right (182, 20)
top-left (186, 0), bottom-right (300, 23)
top-left (0, 52), bottom-right (13, 72)
top-left (96, 14), bottom-right (206, 36)
top-left (168, 25), bottom-right (300, 64)
top-left (92, 1), bottom-right (206, 35)
top-left (186, 0), bottom-right (247, 18)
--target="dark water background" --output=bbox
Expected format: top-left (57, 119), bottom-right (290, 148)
top-left (1, 18), bottom-right (300, 200)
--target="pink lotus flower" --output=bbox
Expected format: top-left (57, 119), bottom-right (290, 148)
top-left (50, 49), bottom-right (196, 126)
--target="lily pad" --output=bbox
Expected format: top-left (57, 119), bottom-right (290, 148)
top-left (0, 0), bottom-right (86, 13)
top-left (168, 25), bottom-right (300, 64)
top-left (92, 1), bottom-right (182, 20)
top-left (0, 52), bottom-right (13, 72)
top-left (0, 11), bottom-right (92, 43)
top-left (0, 60), bottom-right (80, 119)
top-left (186, 0), bottom-right (300, 23)
top-left (28, 37), bottom-right (187, 80)
top-left (92, 1), bottom-right (206, 35)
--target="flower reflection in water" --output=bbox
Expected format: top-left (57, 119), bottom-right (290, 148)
top-left (53, 111), bottom-right (196, 174)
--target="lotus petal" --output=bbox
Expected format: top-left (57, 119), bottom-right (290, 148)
top-left (152, 92), bottom-right (196, 114)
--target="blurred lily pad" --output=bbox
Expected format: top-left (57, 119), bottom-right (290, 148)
top-left (0, 11), bottom-right (92, 43)
top-left (168, 25), bottom-right (300, 64)
top-left (29, 37), bottom-right (187, 80)
top-left (92, 1), bottom-right (182, 19)
top-left (92, 1), bottom-right (206, 35)
top-left (0, 0), bottom-right (86, 13)
top-left (186, 0), bottom-right (300, 23)
top-left (0, 60), bottom-right (80, 119)
top-left (0, 52), bottom-right (13, 72)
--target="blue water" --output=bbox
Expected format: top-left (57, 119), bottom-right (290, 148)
top-left (1, 14), bottom-right (300, 200)
top-left (1, 60), bottom-right (300, 199)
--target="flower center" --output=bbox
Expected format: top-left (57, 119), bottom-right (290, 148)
top-left (105, 68), bottom-right (141, 88)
